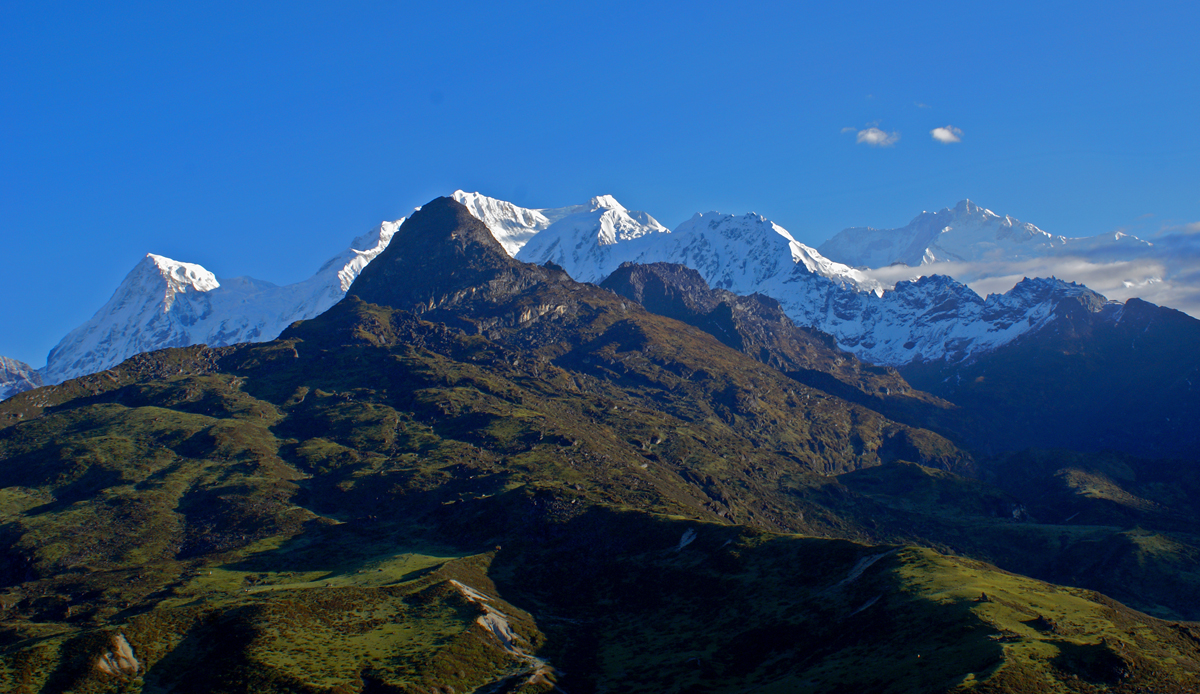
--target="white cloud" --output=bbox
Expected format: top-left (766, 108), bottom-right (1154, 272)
top-left (856, 128), bottom-right (900, 147)
top-left (916, 102), bottom-right (931, 109)
top-left (930, 125), bottom-right (963, 144)
top-left (841, 126), bottom-right (857, 134)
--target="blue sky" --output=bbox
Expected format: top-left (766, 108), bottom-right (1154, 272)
top-left (2, 1), bottom-right (1198, 366)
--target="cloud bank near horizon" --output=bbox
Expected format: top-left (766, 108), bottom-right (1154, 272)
top-left (859, 231), bottom-right (1200, 319)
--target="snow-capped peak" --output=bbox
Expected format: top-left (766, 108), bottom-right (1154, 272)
top-left (21, 191), bottom-right (1166, 398)
top-left (952, 199), bottom-right (991, 217)
top-left (514, 204), bottom-right (880, 303)
top-left (140, 254), bottom-right (220, 309)
top-left (452, 190), bottom-right (671, 257)
top-left (588, 194), bottom-right (625, 211)
top-left (41, 217), bottom-right (404, 386)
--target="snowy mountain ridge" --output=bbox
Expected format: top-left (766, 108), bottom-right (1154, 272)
top-left (513, 201), bottom-right (880, 296)
top-left (41, 219), bottom-right (402, 385)
top-left (819, 199), bottom-right (1153, 268)
top-left (462, 191), bottom-right (1108, 366)
top-left (446, 190), bottom-right (655, 255)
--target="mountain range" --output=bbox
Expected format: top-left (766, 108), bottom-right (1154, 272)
top-left (2, 191), bottom-right (1179, 401)
top-left (5, 189), bottom-right (1198, 462)
top-left (3, 196), bottom-right (1198, 692)
top-left (818, 199), bottom-right (1153, 268)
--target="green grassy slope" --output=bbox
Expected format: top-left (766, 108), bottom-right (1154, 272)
top-left (1, 198), bottom-right (1197, 692)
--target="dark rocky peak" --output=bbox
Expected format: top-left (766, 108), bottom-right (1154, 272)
top-left (601, 262), bottom-right (725, 318)
top-left (601, 261), bottom-right (856, 366)
top-left (601, 262), bottom-right (950, 426)
top-left (984, 277), bottom-right (1113, 342)
top-left (347, 196), bottom-right (567, 316)
top-left (896, 273), bottom-right (981, 297)
top-left (1003, 276), bottom-right (1108, 311)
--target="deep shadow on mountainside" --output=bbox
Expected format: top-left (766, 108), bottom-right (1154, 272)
top-left (900, 295), bottom-right (1200, 460)
top-left (1, 198), bottom-right (1198, 693)
top-left (598, 261), bottom-right (958, 434)
top-left (599, 261), bottom-right (1200, 464)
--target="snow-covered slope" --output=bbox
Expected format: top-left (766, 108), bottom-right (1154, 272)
top-left (0, 356), bottom-right (43, 401)
top-left (450, 190), bottom-right (593, 256)
top-left (451, 191), bottom-right (553, 256)
top-left (819, 199), bottom-right (1152, 268)
top-left (517, 206), bottom-right (880, 297)
top-left (43, 220), bottom-right (401, 385)
top-left (34, 191), bottom-right (560, 387)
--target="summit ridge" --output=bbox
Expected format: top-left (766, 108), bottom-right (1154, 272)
top-left (818, 199), bottom-right (1153, 268)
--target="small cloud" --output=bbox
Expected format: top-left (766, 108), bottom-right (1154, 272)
top-left (931, 126), bottom-right (963, 144)
top-left (841, 126), bottom-right (857, 134)
top-left (857, 127), bottom-right (900, 147)
top-left (916, 102), bottom-right (931, 108)
top-left (1136, 212), bottom-right (1155, 220)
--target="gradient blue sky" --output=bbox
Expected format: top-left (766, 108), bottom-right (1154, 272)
top-left (3, 1), bottom-right (1198, 366)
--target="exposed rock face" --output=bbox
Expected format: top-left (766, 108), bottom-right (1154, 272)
top-left (94, 633), bottom-right (139, 677)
